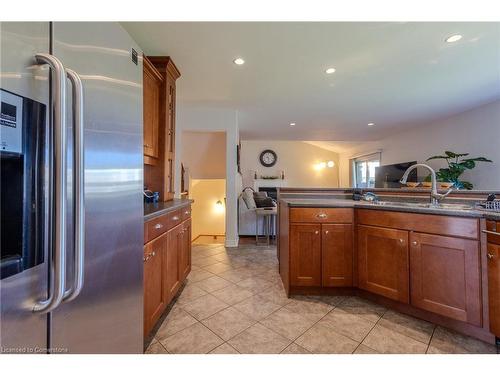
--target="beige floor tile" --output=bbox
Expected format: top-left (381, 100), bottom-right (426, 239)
top-left (175, 284), bottom-right (208, 306)
top-left (186, 269), bottom-right (215, 283)
top-left (257, 286), bottom-right (291, 306)
top-left (233, 294), bottom-right (283, 320)
top-left (284, 296), bottom-right (334, 322)
top-left (203, 262), bottom-right (234, 274)
top-left (236, 277), bottom-right (275, 293)
top-left (145, 342), bottom-right (168, 354)
top-left (209, 343), bottom-right (240, 354)
top-left (428, 326), bottom-right (497, 354)
top-left (308, 295), bottom-right (347, 307)
top-left (193, 275), bottom-right (233, 293)
top-left (337, 296), bottom-right (387, 323)
top-left (295, 322), bottom-right (359, 354)
top-left (202, 307), bottom-right (256, 341)
top-left (155, 306), bottom-right (198, 341)
top-left (378, 310), bottom-right (435, 344)
top-left (182, 294), bottom-right (229, 320)
top-left (260, 307), bottom-right (316, 340)
top-left (191, 256), bottom-right (221, 268)
top-left (218, 268), bottom-right (258, 283)
top-left (162, 322), bottom-right (224, 354)
top-left (362, 324), bottom-right (428, 354)
top-left (211, 284), bottom-right (255, 305)
top-left (280, 343), bottom-right (311, 354)
top-left (354, 344), bottom-right (379, 354)
top-left (228, 323), bottom-right (291, 354)
top-left (320, 308), bottom-right (376, 342)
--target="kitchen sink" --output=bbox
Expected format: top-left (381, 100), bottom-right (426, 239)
top-left (367, 201), bottom-right (473, 210)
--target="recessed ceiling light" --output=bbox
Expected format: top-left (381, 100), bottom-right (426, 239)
top-left (233, 58), bottom-right (245, 65)
top-left (445, 34), bottom-right (462, 43)
top-left (289, 122), bottom-right (296, 126)
top-left (325, 67), bottom-right (336, 74)
top-left (367, 122), bottom-right (375, 126)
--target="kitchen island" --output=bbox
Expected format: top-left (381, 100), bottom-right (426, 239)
top-left (277, 188), bottom-right (500, 344)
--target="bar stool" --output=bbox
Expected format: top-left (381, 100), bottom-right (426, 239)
top-left (255, 207), bottom-right (277, 246)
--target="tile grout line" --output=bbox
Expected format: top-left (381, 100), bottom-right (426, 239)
top-left (351, 305), bottom-right (385, 354)
top-left (425, 325), bottom-right (437, 354)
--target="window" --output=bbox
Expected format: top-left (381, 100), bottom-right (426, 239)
top-left (352, 153), bottom-right (381, 188)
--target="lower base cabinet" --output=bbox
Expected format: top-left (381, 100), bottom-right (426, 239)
top-left (322, 224), bottom-right (353, 287)
top-left (144, 213), bottom-right (191, 337)
top-left (358, 225), bottom-right (409, 303)
top-left (290, 224), bottom-right (322, 286)
top-left (410, 232), bottom-right (481, 326)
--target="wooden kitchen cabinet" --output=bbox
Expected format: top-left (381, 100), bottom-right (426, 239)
top-left (410, 232), bottom-right (481, 326)
top-left (164, 224), bottom-right (182, 300)
top-left (290, 224), bottom-right (322, 286)
top-left (322, 224), bottom-right (353, 287)
top-left (143, 233), bottom-right (167, 335)
top-left (143, 56), bottom-right (162, 164)
top-left (488, 242), bottom-right (500, 336)
top-left (179, 219), bottom-right (192, 280)
top-left (358, 225), bottom-right (409, 303)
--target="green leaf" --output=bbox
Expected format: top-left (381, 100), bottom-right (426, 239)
top-left (462, 157), bottom-right (492, 163)
top-left (445, 151), bottom-right (458, 158)
top-left (459, 160), bottom-right (475, 169)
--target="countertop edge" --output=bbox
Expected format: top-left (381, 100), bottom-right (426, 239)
top-left (144, 199), bottom-right (193, 221)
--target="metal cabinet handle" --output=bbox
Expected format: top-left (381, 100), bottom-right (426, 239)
top-left (482, 230), bottom-right (500, 237)
top-left (315, 230), bottom-right (320, 235)
top-left (399, 239), bottom-right (405, 244)
top-left (151, 251), bottom-right (156, 257)
top-left (412, 241), bottom-right (418, 246)
top-left (185, 210), bottom-right (190, 215)
top-left (33, 53), bottom-right (68, 314)
top-left (317, 213), bottom-right (327, 219)
top-left (154, 223), bottom-right (163, 229)
top-left (172, 216), bottom-right (179, 221)
top-left (488, 253), bottom-right (495, 260)
top-left (63, 69), bottom-right (85, 303)
top-left (325, 230), bottom-right (329, 235)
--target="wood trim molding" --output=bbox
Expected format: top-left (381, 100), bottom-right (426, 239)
top-left (147, 56), bottom-right (181, 80)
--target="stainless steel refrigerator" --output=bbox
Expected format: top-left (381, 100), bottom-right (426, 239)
top-left (0, 22), bottom-right (144, 353)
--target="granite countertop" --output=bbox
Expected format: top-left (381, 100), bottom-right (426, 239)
top-left (281, 198), bottom-right (500, 221)
top-left (144, 199), bottom-right (193, 221)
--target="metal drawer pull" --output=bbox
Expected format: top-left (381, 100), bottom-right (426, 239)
top-left (172, 216), bottom-right (180, 221)
top-left (412, 241), bottom-right (418, 246)
top-left (482, 229), bottom-right (500, 237)
top-left (154, 223), bottom-right (163, 229)
top-left (185, 210), bottom-right (190, 215)
top-left (399, 239), bottom-right (405, 244)
top-left (325, 230), bottom-right (329, 235)
top-left (315, 230), bottom-right (319, 235)
top-left (317, 213), bottom-right (327, 219)
top-left (488, 253), bottom-right (494, 260)
top-left (151, 251), bottom-right (156, 257)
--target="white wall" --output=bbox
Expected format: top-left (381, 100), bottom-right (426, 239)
top-left (240, 141), bottom-right (340, 189)
top-left (338, 100), bottom-right (500, 190)
top-left (181, 132), bottom-right (226, 179)
top-left (189, 179), bottom-right (226, 239)
top-left (175, 105), bottom-right (240, 247)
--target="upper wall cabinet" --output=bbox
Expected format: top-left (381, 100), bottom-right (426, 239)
top-left (143, 56), bottom-right (163, 163)
top-left (143, 56), bottom-right (181, 201)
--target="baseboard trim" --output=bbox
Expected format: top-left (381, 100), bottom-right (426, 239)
top-left (225, 238), bottom-right (239, 248)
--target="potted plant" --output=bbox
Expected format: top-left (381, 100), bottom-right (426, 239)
top-left (425, 151), bottom-right (492, 190)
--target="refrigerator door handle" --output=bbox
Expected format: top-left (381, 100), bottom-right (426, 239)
top-left (63, 69), bottom-right (85, 303)
top-left (33, 53), bottom-right (68, 314)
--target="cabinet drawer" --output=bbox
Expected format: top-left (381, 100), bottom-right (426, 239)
top-left (181, 205), bottom-right (192, 221)
top-left (145, 215), bottom-right (170, 243)
top-left (168, 209), bottom-right (183, 228)
top-left (357, 209), bottom-right (479, 239)
top-left (486, 220), bottom-right (500, 245)
top-left (290, 208), bottom-right (353, 223)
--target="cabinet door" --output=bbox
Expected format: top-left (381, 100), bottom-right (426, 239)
top-left (143, 235), bottom-right (166, 335)
top-left (410, 232), bottom-right (481, 325)
top-left (164, 76), bottom-right (176, 200)
top-left (322, 224), bottom-right (353, 287)
top-left (164, 225), bottom-right (181, 303)
top-left (290, 224), bottom-right (322, 286)
top-left (358, 225), bottom-right (409, 303)
top-left (488, 243), bottom-right (500, 336)
top-left (143, 57), bottom-right (161, 161)
top-left (179, 219), bottom-right (191, 280)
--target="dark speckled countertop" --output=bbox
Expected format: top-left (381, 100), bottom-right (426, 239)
top-left (144, 199), bottom-right (193, 221)
top-left (280, 198), bottom-right (500, 221)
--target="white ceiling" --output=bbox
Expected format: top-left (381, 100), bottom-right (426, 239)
top-left (123, 22), bottom-right (500, 141)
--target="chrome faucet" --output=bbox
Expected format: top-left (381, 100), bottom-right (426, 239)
top-left (400, 163), bottom-right (454, 206)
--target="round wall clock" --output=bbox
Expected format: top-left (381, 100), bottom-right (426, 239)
top-left (259, 149), bottom-right (277, 167)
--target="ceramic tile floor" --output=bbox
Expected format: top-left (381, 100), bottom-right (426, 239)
top-left (146, 242), bottom-right (498, 354)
